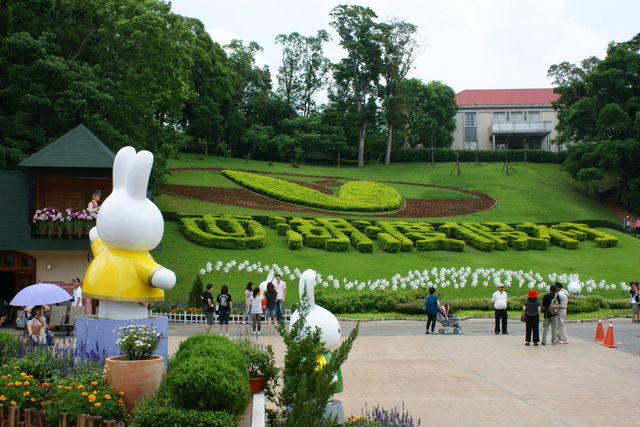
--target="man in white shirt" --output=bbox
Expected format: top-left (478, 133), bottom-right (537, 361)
top-left (274, 274), bottom-right (286, 322)
top-left (555, 282), bottom-right (569, 343)
top-left (491, 285), bottom-right (509, 335)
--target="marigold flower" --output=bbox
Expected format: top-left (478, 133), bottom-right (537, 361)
top-left (23, 392), bottom-right (30, 397)
top-left (94, 402), bottom-right (101, 407)
top-left (23, 381), bottom-right (29, 386)
top-left (104, 395), bottom-right (112, 400)
top-left (88, 395), bottom-right (96, 402)
top-left (91, 381), bottom-right (98, 386)
top-left (77, 384), bottom-right (85, 389)
top-left (82, 392), bottom-right (89, 397)
top-left (10, 401), bottom-right (17, 406)
top-left (57, 385), bottom-right (63, 389)
top-left (14, 382), bottom-right (22, 386)
top-left (0, 395), bottom-right (5, 401)
top-left (118, 391), bottom-right (125, 395)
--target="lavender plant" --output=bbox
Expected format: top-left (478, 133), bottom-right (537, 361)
top-left (346, 403), bottom-right (421, 427)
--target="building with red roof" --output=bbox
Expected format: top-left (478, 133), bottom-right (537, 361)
top-left (453, 89), bottom-right (561, 151)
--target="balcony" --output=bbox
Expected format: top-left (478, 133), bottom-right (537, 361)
top-left (491, 121), bottom-right (553, 135)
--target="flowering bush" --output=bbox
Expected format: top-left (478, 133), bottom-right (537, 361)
top-left (114, 323), bottom-right (163, 360)
top-left (32, 207), bottom-right (97, 238)
top-left (0, 366), bottom-right (46, 408)
top-left (42, 379), bottom-right (126, 424)
top-left (169, 307), bottom-right (203, 315)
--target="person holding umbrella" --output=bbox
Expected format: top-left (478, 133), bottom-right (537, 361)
top-left (27, 305), bottom-right (55, 344)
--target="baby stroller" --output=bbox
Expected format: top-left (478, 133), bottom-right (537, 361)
top-left (436, 304), bottom-right (463, 335)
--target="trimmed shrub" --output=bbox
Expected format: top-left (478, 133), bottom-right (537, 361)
top-left (163, 356), bottom-right (250, 415)
top-left (377, 233), bottom-right (401, 253)
top-left (286, 229), bottom-right (303, 250)
top-left (222, 170), bottom-right (402, 212)
top-left (131, 395), bottom-right (236, 427)
top-left (171, 334), bottom-right (247, 373)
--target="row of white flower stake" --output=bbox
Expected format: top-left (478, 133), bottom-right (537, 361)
top-left (199, 260), bottom-right (627, 293)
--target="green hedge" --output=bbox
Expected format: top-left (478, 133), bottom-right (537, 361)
top-left (131, 395), bottom-right (236, 427)
top-left (390, 148), bottom-right (566, 164)
top-left (222, 169), bottom-right (403, 212)
top-left (179, 214), bottom-right (267, 249)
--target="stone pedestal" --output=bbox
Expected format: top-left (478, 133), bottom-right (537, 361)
top-left (74, 315), bottom-right (169, 367)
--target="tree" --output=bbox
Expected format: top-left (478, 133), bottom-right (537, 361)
top-left (550, 33), bottom-right (640, 208)
top-left (398, 79), bottom-right (457, 149)
top-left (180, 18), bottom-right (235, 156)
top-left (379, 19), bottom-right (419, 165)
top-left (0, 0), bottom-right (195, 190)
top-left (218, 39), bottom-right (272, 155)
top-left (275, 30), bottom-right (332, 117)
top-left (330, 5), bottom-right (385, 167)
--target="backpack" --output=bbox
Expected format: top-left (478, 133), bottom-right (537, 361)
top-left (548, 295), bottom-right (560, 315)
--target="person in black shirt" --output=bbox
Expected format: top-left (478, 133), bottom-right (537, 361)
top-left (202, 283), bottom-right (215, 333)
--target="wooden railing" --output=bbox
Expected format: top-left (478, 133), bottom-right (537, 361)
top-left (0, 405), bottom-right (125, 427)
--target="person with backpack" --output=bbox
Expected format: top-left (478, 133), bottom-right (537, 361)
top-left (541, 284), bottom-right (559, 345)
top-left (216, 285), bottom-right (233, 337)
top-left (202, 283), bottom-right (215, 333)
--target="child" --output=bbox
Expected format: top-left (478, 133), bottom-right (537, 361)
top-left (250, 287), bottom-right (263, 335)
top-left (87, 190), bottom-right (101, 213)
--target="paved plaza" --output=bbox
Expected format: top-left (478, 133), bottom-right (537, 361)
top-left (169, 317), bottom-right (640, 426)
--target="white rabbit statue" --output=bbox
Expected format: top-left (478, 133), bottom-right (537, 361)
top-left (83, 146), bottom-right (176, 320)
top-left (289, 269), bottom-right (342, 386)
top-left (567, 273), bottom-right (582, 295)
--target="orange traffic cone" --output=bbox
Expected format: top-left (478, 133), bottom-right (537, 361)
top-left (593, 318), bottom-right (605, 342)
top-left (601, 321), bottom-right (617, 348)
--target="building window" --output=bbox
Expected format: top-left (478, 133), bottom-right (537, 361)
top-left (464, 112), bottom-right (476, 127)
top-left (464, 112), bottom-right (477, 149)
top-left (493, 112), bottom-right (507, 121)
top-left (510, 111), bottom-right (524, 121)
top-left (527, 111), bottom-right (541, 121)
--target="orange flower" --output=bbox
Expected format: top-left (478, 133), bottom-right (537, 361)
top-left (22, 392), bottom-right (30, 397)
top-left (10, 401), bottom-right (17, 406)
top-left (104, 395), bottom-right (112, 400)
top-left (91, 381), bottom-right (98, 386)
top-left (0, 395), bottom-right (5, 401)
top-left (94, 402), bottom-right (101, 407)
top-left (82, 392), bottom-right (88, 397)
top-left (88, 395), bottom-right (96, 402)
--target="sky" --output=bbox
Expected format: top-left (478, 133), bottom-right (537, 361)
top-left (168, 0), bottom-right (640, 93)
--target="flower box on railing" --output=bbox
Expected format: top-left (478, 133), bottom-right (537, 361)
top-left (32, 207), bottom-right (97, 239)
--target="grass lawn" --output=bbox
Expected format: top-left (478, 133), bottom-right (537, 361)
top-left (154, 154), bottom-right (634, 307)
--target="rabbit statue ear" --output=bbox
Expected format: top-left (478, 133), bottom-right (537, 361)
top-left (112, 146), bottom-right (136, 190)
top-left (265, 271), bottom-right (274, 284)
top-left (126, 150), bottom-right (153, 200)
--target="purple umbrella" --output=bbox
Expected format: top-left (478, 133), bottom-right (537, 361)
top-left (9, 283), bottom-right (73, 306)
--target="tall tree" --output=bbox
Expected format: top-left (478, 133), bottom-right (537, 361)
top-left (549, 34), bottom-right (640, 207)
top-left (330, 5), bottom-right (385, 167)
top-left (275, 30), bottom-right (332, 117)
top-left (218, 39), bottom-right (272, 155)
top-left (380, 19), bottom-right (419, 165)
top-left (180, 18), bottom-right (235, 155)
top-left (398, 79), bottom-right (457, 149)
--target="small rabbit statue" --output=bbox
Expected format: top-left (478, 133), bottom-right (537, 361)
top-left (289, 269), bottom-right (343, 391)
top-left (567, 273), bottom-right (582, 295)
top-left (83, 146), bottom-right (176, 320)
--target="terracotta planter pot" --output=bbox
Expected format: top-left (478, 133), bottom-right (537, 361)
top-left (249, 377), bottom-right (264, 394)
top-left (103, 355), bottom-right (165, 413)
